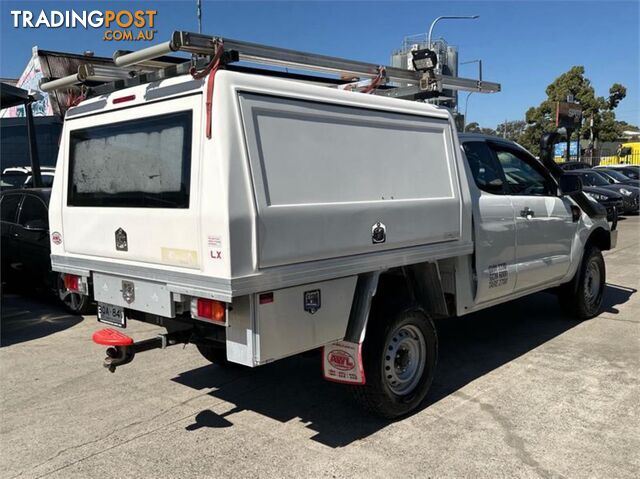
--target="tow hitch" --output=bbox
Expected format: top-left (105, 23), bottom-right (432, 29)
top-left (92, 328), bottom-right (190, 372)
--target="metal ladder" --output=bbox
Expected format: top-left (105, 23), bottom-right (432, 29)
top-left (40, 30), bottom-right (500, 101)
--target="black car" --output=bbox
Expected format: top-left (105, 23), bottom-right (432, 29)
top-left (1, 166), bottom-right (56, 191)
top-left (593, 167), bottom-right (640, 187)
top-left (0, 188), bottom-right (92, 314)
top-left (581, 186), bottom-right (624, 221)
top-left (595, 165), bottom-right (640, 180)
top-left (567, 170), bottom-right (639, 214)
top-left (559, 161), bottom-right (592, 171)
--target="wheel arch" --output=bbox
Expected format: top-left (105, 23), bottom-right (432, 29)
top-left (586, 226), bottom-right (612, 252)
top-left (344, 263), bottom-right (449, 344)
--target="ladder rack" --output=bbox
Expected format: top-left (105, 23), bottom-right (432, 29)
top-left (40, 30), bottom-right (500, 101)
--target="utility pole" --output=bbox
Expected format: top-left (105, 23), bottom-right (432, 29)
top-left (564, 94), bottom-right (572, 163)
top-left (25, 93), bottom-right (42, 187)
top-left (463, 92), bottom-right (473, 132)
top-left (197, 0), bottom-right (202, 34)
top-left (460, 60), bottom-right (482, 133)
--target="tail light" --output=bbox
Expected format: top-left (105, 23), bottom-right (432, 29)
top-left (191, 298), bottom-right (226, 323)
top-left (63, 274), bottom-right (80, 291)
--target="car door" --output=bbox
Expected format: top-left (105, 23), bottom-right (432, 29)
top-left (15, 194), bottom-right (51, 276)
top-left (461, 141), bottom-right (517, 303)
top-left (490, 143), bottom-right (577, 292)
top-left (1, 193), bottom-right (24, 272)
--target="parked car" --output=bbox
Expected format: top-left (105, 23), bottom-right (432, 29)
top-left (0, 188), bottom-right (92, 314)
top-left (595, 164), bottom-right (640, 180)
top-left (566, 170), bottom-right (639, 214)
top-left (558, 161), bottom-right (592, 171)
top-left (593, 167), bottom-right (640, 188)
top-left (1, 166), bottom-right (56, 191)
top-left (578, 185), bottom-right (623, 221)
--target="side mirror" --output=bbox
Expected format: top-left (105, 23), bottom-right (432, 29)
top-left (24, 219), bottom-right (48, 231)
top-left (559, 175), bottom-right (583, 195)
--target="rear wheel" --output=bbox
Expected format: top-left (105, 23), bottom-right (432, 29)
top-left (559, 247), bottom-right (605, 320)
top-left (56, 273), bottom-right (93, 315)
top-left (351, 309), bottom-right (437, 418)
top-left (196, 344), bottom-right (235, 367)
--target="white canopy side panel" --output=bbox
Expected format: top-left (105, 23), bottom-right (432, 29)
top-left (238, 92), bottom-right (462, 268)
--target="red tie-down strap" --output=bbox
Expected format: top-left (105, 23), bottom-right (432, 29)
top-left (361, 66), bottom-right (386, 94)
top-left (66, 85), bottom-right (88, 109)
top-left (190, 39), bottom-right (225, 139)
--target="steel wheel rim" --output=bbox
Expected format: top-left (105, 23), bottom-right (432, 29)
top-left (583, 259), bottom-right (602, 307)
top-left (57, 275), bottom-right (82, 311)
top-left (382, 324), bottom-right (426, 396)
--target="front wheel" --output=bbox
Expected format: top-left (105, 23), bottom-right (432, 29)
top-left (351, 310), bottom-right (437, 418)
top-left (559, 247), bottom-right (606, 320)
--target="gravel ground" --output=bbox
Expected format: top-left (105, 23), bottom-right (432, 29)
top-left (1, 217), bottom-right (638, 479)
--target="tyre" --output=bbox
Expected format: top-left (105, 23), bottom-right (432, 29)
top-left (56, 273), bottom-right (94, 315)
top-left (351, 309), bottom-right (437, 419)
top-left (196, 344), bottom-right (235, 367)
top-left (559, 247), bottom-right (606, 320)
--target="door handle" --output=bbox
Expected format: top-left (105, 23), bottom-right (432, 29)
top-left (520, 207), bottom-right (535, 219)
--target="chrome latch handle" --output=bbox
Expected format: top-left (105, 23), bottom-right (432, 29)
top-left (520, 207), bottom-right (535, 219)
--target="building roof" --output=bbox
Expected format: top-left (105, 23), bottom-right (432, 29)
top-left (0, 82), bottom-right (33, 109)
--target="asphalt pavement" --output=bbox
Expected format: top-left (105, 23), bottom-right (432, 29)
top-left (1, 217), bottom-right (638, 479)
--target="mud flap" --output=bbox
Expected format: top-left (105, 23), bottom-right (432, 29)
top-left (322, 340), bottom-right (365, 385)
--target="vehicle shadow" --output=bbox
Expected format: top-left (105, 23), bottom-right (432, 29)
top-left (0, 288), bottom-right (83, 347)
top-left (600, 283), bottom-right (637, 315)
top-left (172, 284), bottom-right (635, 448)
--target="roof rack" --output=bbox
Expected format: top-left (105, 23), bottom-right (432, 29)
top-left (40, 31), bottom-right (500, 101)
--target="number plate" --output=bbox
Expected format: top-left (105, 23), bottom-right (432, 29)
top-left (97, 303), bottom-right (126, 328)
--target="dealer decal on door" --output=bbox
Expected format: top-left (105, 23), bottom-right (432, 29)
top-left (488, 263), bottom-right (508, 288)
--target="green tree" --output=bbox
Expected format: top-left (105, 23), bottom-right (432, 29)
top-left (465, 121), bottom-right (481, 132)
top-left (465, 121), bottom-right (496, 136)
top-left (520, 66), bottom-right (627, 155)
top-left (613, 120), bottom-right (640, 137)
top-left (496, 120), bottom-right (527, 142)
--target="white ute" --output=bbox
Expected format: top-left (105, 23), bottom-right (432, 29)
top-left (45, 32), bottom-right (616, 417)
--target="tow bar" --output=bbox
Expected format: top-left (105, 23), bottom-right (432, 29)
top-left (92, 328), bottom-right (189, 372)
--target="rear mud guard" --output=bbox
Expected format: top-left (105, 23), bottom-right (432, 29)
top-left (321, 272), bottom-right (380, 385)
